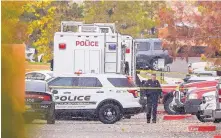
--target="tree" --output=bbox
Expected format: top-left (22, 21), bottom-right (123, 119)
top-left (158, 1), bottom-right (221, 61)
top-left (2, 1), bottom-right (28, 44)
top-left (84, 1), bottom-right (166, 38)
top-left (22, 1), bottom-right (83, 62)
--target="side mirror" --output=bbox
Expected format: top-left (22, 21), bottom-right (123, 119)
top-left (52, 90), bottom-right (58, 94)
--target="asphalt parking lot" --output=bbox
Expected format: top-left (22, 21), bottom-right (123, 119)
top-left (26, 105), bottom-right (221, 138)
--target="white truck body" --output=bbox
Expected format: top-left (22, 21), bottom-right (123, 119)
top-left (53, 21), bottom-right (135, 78)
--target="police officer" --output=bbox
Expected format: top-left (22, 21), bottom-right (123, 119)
top-left (144, 73), bottom-right (162, 123)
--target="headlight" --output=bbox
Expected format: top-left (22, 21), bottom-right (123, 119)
top-left (203, 95), bottom-right (215, 102)
top-left (188, 93), bottom-right (198, 99)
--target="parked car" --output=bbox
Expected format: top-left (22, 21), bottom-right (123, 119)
top-left (163, 79), bottom-right (219, 115)
top-left (198, 78), bottom-right (221, 123)
top-left (48, 73), bottom-right (142, 124)
top-left (135, 38), bottom-right (173, 70)
top-left (25, 70), bottom-right (53, 81)
top-left (24, 80), bottom-right (55, 124)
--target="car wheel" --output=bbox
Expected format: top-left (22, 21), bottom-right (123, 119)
top-left (213, 119), bottom-right (221, 123)
top-left (196, 112), bottom-right (206, 122)
top-left (98, 104), bottom-right (121, 124)
top-left (47, 105), bottom-right (55, 124)
top-left (151, 59), bottom-right (159, 71)
top-left (164, 96), bottom-right (179, 115)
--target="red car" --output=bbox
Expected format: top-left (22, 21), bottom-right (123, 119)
top-left (163, 80), bottom-right (219, 114)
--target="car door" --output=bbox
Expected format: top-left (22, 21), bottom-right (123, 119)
top-left (49, 77), bottom-right (78, 110)
top-left (74, 77), bottom-right (105, 109)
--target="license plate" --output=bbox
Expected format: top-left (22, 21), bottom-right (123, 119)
top-left (25, 105), bottom-right (31, 110)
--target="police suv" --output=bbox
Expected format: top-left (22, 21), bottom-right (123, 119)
top-left (48, 72), bottom-right (141, 124)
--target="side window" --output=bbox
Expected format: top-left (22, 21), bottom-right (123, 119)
top-left (154, 42), bottom-right (162, 50)
top-left (100, 28), bottom-right (109, 33)
top-left (137, 42), bottom-right (150, 51)
top-left (78, 77), bottom-right (102, 87)
top-left (25, 73), bottom-right (36, 79)
top-left (48, 77), bottom-right (78, 86)
top-left (35, 73), bottom-right (46, 80)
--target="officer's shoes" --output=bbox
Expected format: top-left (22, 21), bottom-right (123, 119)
top-left (147, 120), bottom-right (150, 123)
top-left (152, 120), bottom-right (156, 123)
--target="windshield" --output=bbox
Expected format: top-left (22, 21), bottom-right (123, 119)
top-left (25, 81), bottom-right (46, 92)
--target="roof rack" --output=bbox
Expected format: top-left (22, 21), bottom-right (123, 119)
top-left (60, 21), bottom-right (116, 33)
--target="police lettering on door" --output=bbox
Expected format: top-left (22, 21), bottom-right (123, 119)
top-left (55, 95), bottom-right (90, 101)
top-left (54, 94), bottom-right (97, 105)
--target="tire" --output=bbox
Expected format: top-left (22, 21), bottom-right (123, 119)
top-left (98, 103), bottom-right (122, 124)
top-left (164, 96), bottom-right (179, 115)
top-left (196, 113), bottom-right (206, 122)
top-left (151, 59), bottom-right (159, 71)
top-left (214, 119), bottom-right (221, 123)
top-left (47, 105), bottom-right (55, 124)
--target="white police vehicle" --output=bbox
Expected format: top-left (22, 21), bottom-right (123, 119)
top-left (48, 72), bottom-right (141, 124)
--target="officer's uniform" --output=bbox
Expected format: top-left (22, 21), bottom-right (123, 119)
top-left (144, 79), bottom-right (162, 122)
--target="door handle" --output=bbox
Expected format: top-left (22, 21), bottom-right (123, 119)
top-left (96, 91), bottom-right (104, 93)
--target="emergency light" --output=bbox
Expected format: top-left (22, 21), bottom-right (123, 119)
top-left (108, 44), bottom-right (116, 50)
top-left (59, 43), bottom-right (66, 49)
top-left (126, 48), bottom-right (130, 53)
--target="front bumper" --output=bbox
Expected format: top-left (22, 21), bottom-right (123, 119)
top-left (184, 99), bottom-right (201, 114)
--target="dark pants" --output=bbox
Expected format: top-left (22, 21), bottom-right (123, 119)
top-left (146, 93), bottom-right (159, 121)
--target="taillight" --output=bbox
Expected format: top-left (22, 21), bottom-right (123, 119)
top-left (59, 43), bottom-right (66, 49)
top-left (128, 90), bottom-right (138, 98)
top-left (126, 48), bottom-right (130, 53)
top-left (26, 94), bottom-right (51, 101)
top-left (218, 89), bottom-right (221, 95)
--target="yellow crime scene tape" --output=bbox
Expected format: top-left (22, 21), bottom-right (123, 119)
top-left (49, 86), bottom-right (216, 91)
top-left (136, 69), bottom-right (188, 75)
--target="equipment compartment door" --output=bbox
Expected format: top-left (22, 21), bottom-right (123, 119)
top-left (89, 50), bottom-right (100, 73)
top-left (74, 50), bottom-right (85, 72)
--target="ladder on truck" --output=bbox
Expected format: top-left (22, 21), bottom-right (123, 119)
top-left (60, 21), bottom-right (126, 75)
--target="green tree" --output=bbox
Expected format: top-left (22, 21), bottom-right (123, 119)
top-left (84, 1), bottom-right (166, 38)
top-left (2, 1), bottom-right (28, 44)
top-left (21, 1), bottom-right (83, 62)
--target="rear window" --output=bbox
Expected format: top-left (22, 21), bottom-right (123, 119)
top-left (25, 81), bottom-right (46, 92)
top-left (107, 78), bottom-right (135, 87)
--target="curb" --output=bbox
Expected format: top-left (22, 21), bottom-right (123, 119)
top-left (188, 126), bottom-right (216, 132)
top-left (163, 115), bottom-right (192, 120)
top-left (214, 135), bottom-right (221, 138)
